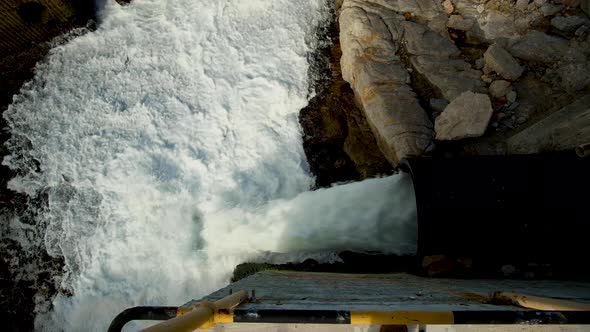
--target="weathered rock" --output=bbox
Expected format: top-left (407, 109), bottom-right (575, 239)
top-left (508, 94), bottom-right (590, 153)
top-left (402, 21), bottom-right (460, 57)
top-left (516, 0), bottom-right (530, 9)
top-left (484, 44), bottom-right (524, 80)
top-left (575, 25), bottom-right (590, 38)
top-left (553, 61), bottom-right (590, 91)
top-left (343, 0), bottom-right (444, 20)
top-left (506, 31), bottom-right (569, 62)
top-left (562, 0), bottom-right (581, 7)
top-left (551, 15), bottom-right (590, 32)
top-left (447, 14), bottom-right (475, 31)
top-left (481, 11), bottom-right (517, 39)
top-left (340, 1), bottom-right (433, 165)
top-left (429, 14), bottom-right (451, 38)
top-left (535, 0), bottom-right (547, 6)
top-left (430, 98), bottom-right (449, 112)
top-left (489, 80), bottom-right (511, 98)
top-left (513, 73), bottom-right (568, 124)
top-left (540, 4), bottom-right (563, 16)
top-left (443, 0), bottom-right (455, 14)
top-left (435, 91), bottom-right (494, 140)
top-left (411, 56), bottom-right (486, 101)
top-left (507, 90), bottom-right (517, 103)
top-left (475, 58), bottom-right (484, 69)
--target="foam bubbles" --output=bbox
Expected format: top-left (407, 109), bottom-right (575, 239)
top-left (4, 0), bottom-right (417, 331)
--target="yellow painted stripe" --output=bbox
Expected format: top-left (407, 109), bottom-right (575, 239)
top-left (175, 307), bottom-right (233, 329)
top-left (351, 311), bottom-right (454, 325)
top-left (215, 312), bottom-right (234, 324)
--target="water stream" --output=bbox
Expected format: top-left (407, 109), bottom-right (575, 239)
top-left (3, 1), bottom-right (417, 330)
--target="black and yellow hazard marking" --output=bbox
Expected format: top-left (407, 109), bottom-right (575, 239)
top-left (109, 307), bottom-right (590, 332)
top-left (233, 309), bottom-right (590, 325)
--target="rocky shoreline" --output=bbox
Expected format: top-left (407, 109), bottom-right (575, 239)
top-left (300, 2), bottom-right (393, 188)
top-left (1, 0), bottom-right (589, 330)
top-left (0, 4), bottom-right (97, 329)
top-left (302, 0), bottom-right (590, 179)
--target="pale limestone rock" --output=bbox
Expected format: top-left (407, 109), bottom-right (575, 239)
top-left (411, 56), bottom-right (486, 101)
top-left (489, 80), bottom-right (511, 98)
top-left (435, 92), bottom-right (494, 140)
top-left (340, 1), bottom-right (433, 165)
top-left (401, 20), bottom-right (484, 100)
top-left (481, 11), bottom-right (521, 39)
top-left (506, 31), bottom-right (569, 62)
top-left (402, 21), bottom-right (461, 57)
top-left (484, 44), bottom-right (524, 80)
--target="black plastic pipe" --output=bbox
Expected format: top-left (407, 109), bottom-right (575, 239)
top-left (401, 151), bottom-right (590, 278)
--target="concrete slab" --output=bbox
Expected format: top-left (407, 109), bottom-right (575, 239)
top-left (188, 271), bottom-right (590, 312)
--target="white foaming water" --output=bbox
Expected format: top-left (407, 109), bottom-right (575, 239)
top-left (4, 0), bottom-right (417, 331)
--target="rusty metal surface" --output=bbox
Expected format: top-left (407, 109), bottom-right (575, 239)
top-left (185, 272), bottom-right (590, 311)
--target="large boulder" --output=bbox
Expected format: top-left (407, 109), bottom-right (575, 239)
top-left (484, 44), bottom-right (524, 81)
top-left (410, 56), bottom-right (485, 101)
top-left (340, 1), bottom-right (434, 165)
top-left (402, 21), bottom-right (460, 57)
top-left (435, 92), bottom-right (494, 140)
top-left (508, 95), bottom-right (590, 153)
top-left (402, 21), bottom-right (484, 101)
top-left (551, 15), bottom-right (590, 33)
top-left (506, 31), bottom-right (569, 63)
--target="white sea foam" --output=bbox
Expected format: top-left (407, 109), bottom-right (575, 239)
top-left (4, 0), bottom-right (417, 331)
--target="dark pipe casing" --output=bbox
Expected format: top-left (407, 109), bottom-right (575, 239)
top-left (402, 152), bottom-right (590, 277)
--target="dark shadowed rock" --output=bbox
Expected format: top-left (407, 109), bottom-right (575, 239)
top-left (551, 15), bottom-right (590, 32)
top-left (506, 31), bottom-right (569, 62)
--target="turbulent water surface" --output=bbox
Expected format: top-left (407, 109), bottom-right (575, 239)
top-left (4, 0), bottom-right (417, 330)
